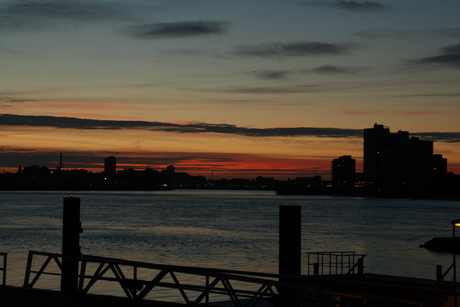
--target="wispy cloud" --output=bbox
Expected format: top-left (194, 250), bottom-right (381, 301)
top-left (251, 70), bottom-right (291, 80)
top-left (157, 48), bottom-right (228, 59)
top-left (403, 93), bottom-right (460, 98)
top-left (441, 44), bottom-right (460, 54)
top-left (357, 28), bottom-right (460, 40)
top-left (232, 42), bottom-right (353, 58)
top-left (308, 65), bottom-right (368, 74)
top-left (0, 41), bottom-right (21, 55)
top-left (222, 81), bottom-right (374, 94)
top-left (228, 84), bottom-right (321, 94)
top-left (0, 97), bottom-right (38, 103)
top-left (0, 97), bottom-right (38, 107)
top-left (0, 0), bottom-right (133, 33)
top-left (126, 21), bottom-right (229, 39)
top-left (409, 43), bottom-right (460, 69)
top-left (0, 113), bottom-right (362, 138)
top-left (414, 133), bottom-right (460, 144)
top-left (303, 0), bottom-right (389, 12)
top-left (250, 65), bottom-right (366, 80)
top-left (339, 108), bottom-right (452, 116)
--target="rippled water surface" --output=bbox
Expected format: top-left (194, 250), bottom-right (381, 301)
top-left (1, 189), bottom-right (459, 289)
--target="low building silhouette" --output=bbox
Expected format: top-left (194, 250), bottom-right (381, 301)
top-left (331, 155), bottom-right (356, 191)
top-left (104, 156), bottom-right (117, 177)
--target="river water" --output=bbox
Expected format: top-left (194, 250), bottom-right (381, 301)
top-left (0, 190), bottom-right (459, 293)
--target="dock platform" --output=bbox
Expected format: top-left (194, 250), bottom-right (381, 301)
top-left (0, 285), bottom-right (184, 307)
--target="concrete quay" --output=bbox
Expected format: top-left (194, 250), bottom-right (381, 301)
top-left (0, 285), bottom-right (184, 307)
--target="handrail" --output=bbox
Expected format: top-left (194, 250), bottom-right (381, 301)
top-left (306, 251), bottom-right (366, 276)
top-left (23, 250), bottom-right (453, 307)
top-left (442, 262), bottom-right (455, 281)
top-left (23, 250), bottom-right (282, 305)
top-left (0, 252), bottom-right (6, 285)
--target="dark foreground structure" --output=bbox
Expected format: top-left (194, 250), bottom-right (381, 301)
top-left (1, 252), bottom-right (459, 307)
top-left (0, 285), bottom-right (183, 307)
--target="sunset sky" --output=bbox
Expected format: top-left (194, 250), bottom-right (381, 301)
top-left (1, 0), bottom-right (460, 179)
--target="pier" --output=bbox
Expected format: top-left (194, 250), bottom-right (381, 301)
top-left (1, 250), bottom-right (459, 306)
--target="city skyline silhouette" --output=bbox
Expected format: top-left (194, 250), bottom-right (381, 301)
top-left (3, 123), bottom-right (459, 199)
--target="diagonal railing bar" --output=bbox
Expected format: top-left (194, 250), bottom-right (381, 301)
top-left (82, 262), bottom-right (111, 293)
top-left (168, 271), bottom-right (191, 304)
top-left (221, 277), bottom-right (242, 307)
top-left (78, 260), bottom-right (87, 291)
top-left (136, 271), bottom-right (279, 304)
top-left (136, 269), bottom-right (169, 299)
top-left (247, 283), bottom-right (277, 307)
top-left (346, 255), bottom-right (366, 275)
top-left (194, 275), bottom-right (222, 304)
top-left (109, 263), bottom-right (144, 299)
top-left (442, 262), bottom-right (455, 281)
top-left (24, 251), bottom-right (37, 287)
top-left (24, 255), bottom-right (53, 288)
top-left (53, 256), bottom-right (63, 271)
top-left (109, 263), bottom-right (134, 299)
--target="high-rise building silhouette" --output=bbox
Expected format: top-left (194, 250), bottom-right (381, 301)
top-left (363, 124), bottom-right (390, 187)
top-left (363, 124), bottom-right (446, 189)
top-left (331, 155), bottom-right (356, 189)
top-left (104, 156), bottom-right (116, 176)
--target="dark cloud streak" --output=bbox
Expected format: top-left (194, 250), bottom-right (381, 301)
top-left (250, 65), bottom-right (366, 80)
top-left (0, 0), bottom-right (133, 33)
top-left (441, 44), bottom-right (460, 54)
top-left (252, 70), bottom-right (291, 80)
top-left (308, 65), bottom-right (366, 74)
top-left (2, 113), bottom-right (460, 142)
top-left (413, 133), bottom-right (460, 143)
top-left (335, 0), bottom-right (387, 12)
top-left (303, 1), bottom-right (388, 12)
top-left (357, 28), bottom-right (460, 40)
top-left (232, 42), bottom-right (353, 58)
top-left (0, 113), bottom-right (362, 138)
top-left (126, 21), bottom-right (229, 39)
top-left (409, 43), bottom-right (460, 69)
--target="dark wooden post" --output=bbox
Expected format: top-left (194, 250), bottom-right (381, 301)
top-left (358, 258), bottom-right (364, 275)
top-left (436, 265), bottom-right (443, 282)
top-left (279, 205), bottom-right (301, 276)
top-left (313, 262), bottom-right (319, 275)
top-left (279, 205), bottom-right (301, 306)
top-left (61, 197), bottom-right (83, 292)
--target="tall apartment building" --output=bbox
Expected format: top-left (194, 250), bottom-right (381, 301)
top-left (363, 124), bottom-right (446, 188)
top-left (363, 124), bottom-right (391, 187)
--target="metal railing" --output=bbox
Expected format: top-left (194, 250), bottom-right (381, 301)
top-left (23, 250), bottom-right (282, 306)
top-left (306, 251), bottom-right (366, 276)
top-left (437, 263), bottom-right (455, 283)
top-left (0, 252), bottom-right (6, 285)
top-left (23, 250), bottom-right (453, 307)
